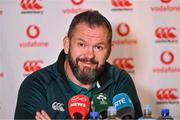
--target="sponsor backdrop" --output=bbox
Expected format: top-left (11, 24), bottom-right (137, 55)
top-left (0, 0), bottom-right (180, 119)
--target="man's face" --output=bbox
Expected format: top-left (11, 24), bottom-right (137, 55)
top-left (65, 23), bottom-right (111, 84)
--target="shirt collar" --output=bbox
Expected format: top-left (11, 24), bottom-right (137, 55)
top-left (65, 71), bottom-right (96, 96)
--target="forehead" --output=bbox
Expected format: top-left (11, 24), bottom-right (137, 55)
top-left (72, 22), bottom-right (109, 40)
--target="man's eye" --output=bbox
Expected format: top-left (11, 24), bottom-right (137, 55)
top-left (95, 46), bottom-right (103, 50)
top-left (78, 43), bottom-right (85, 47)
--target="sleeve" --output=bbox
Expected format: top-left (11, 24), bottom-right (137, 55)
top-left (115, 70), bottom-right (143, 119)
top-left (14, 75), bottom-right (47, 119)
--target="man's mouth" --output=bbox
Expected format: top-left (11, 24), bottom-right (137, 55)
top-left (79, 61), bottom-right (97, 68)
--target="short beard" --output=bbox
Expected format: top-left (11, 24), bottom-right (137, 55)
top-left (67, 53), bottom-right (105, 84)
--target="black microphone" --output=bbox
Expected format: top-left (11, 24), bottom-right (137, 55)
top-left (112, 93), bottom-right (135, 119)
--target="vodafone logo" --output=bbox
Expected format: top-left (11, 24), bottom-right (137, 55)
top-left (111, 0), bottom-right (132, 7)
top-left (156, 88), bottom-right (178, 100)
top-left (71, 0), bottom-right (84, 5)
top-left (155, 27), bottom-right (176, 39)
top-left (151, 0), bottom-right (179, 12)
top-left (117, 23), bottom-right (130, 37)
top-left (63, 0), bottom-right (91, 14)
top-left (152, 50), bottom-right (180, 73)
top-left (26, 25), bottom-right (40, 39)
top-left (24, 60), bottom-right (43, 73)
top-left (160, 0), bottom-right (172, 3)
top-left (21, 0), bottom-right (43, 10)
top-left (160, 50), bottom-right (174, 65)
top-left (20, 25), bottom-right (48, 48)
top-left (113, 57), bottom-right (134, 70)
top-left (113, 23), bottom-right (137, 45)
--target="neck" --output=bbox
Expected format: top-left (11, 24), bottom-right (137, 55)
top-left (64, 59), bottom-right (93, 90)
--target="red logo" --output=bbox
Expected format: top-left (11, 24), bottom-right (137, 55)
top-left (21, 0), bottom-right (43, 10)
top-left (113, 57), bottom-right (134, 70)
top-left (0, 10), bottom-right (3, 15)
top-left (160, 50), bottom-right (174, 65)
top-left (111, 0), bottom-right (132, 7)
top-left (71, 0), bottom-right (84, 5)
top-left (26, 25), bottom-right (40, 39)
top-left (160, 0), bottom-right (172, 3)
top-left (117, 23), bottom-right (130, 36)
top-left (156, 88), bottom-right (178, 100)
top-left (155, 27), bottom-right (176, 39)
top-left (0, 72), bottom-right (4, 78)
top-left (24, 60), bottom-right (43, 72)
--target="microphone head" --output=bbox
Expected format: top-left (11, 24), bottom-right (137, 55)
top-left (89, 111), bottom-right (99, 119)
top-left (91, 93), bottom-right (110, 119)
top-left (68, 94), bottom-right (90, 119)
top-left (112, 93), bottom-right (135, 119)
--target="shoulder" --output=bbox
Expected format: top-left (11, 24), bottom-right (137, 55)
top-left (21, 63), bottom-right (58, 90)
top-left (107, 64), bottom-right (138, 96)
top-left (106, 63), bottom-right (132, 82)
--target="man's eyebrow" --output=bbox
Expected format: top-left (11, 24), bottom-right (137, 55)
top-left (96, 42), bottom-right (105, 45)
top-left (77, 38), bottom-right (86, 42)
top-left (77, 38), bottom-right (106, 46)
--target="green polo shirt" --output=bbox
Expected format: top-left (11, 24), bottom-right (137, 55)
top-left (66, 74), bottom-right (96, 98)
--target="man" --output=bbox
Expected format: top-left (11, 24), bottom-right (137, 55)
top-left (14, 10), bottom-right (142, 119)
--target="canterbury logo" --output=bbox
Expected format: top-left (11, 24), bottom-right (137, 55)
top-left (117, 23), bottom-right (130, 36)
top-left (24, 60), bottom-right (43, 72)
top-left (71, 0), bottom-right (84, 5)
top-left (52, 102), bottom-right (65, 112)
top-left (26, 25), bottom-right (40, 39)
top-left (111, 0), bottom-right (132, 7)
top-left (155, 27), bottom-right (176, 39)
top-left (161, 0), bottom-right (171, 3)
top-left (156, 88), bottom-right (178, 100)
top-left (113, 57), bottom-right (134, 70)
top-left (160, 50), bottom-right (174, 65)
top-left (21, 0), bottom-right (43, 10)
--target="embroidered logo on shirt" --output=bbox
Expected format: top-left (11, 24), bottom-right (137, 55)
top-left (97, 94), bottom-right (107, 101)
top-left (52, 102), bottom-right (65, 112)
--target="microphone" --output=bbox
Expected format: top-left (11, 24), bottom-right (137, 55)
top-left (91, 93), bottom-right (110, 119)
top-left (68, 94), bottom-right (90, 119)
top-left (112, 93), bottom-right (135, 119)
top-left (89, 111), bottom-right (99, 119)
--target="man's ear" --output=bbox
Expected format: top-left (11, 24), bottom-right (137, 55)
top-left (63, 36), bottom-right (70, 54)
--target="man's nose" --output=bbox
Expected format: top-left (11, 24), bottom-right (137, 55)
top-left (86, 47), bottom-right (95, 59)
